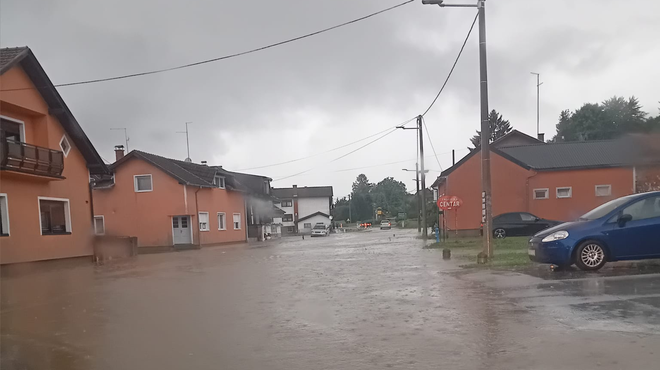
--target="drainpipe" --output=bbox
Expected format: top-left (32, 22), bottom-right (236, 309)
top-left (525, 171), bottom-right (539, 212)
top-left (88, 171), bottom-right (95, 221)
top-left (194, 187), bottom-right (202, 246)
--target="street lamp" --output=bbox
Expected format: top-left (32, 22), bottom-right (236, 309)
top-left (422, 0), bottom-right (493, 259)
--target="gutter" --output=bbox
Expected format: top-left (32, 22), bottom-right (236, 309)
top-left (525, 170), bottom-right (539, 212)
top-left (194, 187), bottom-right (202, 247)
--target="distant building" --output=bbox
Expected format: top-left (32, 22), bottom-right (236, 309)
top-left (93, 148), bottom-right (276, 250)
top-left (432, 130), bottom-right (660, 236)
top-left (272, 185), bottom-right (333, 235)
top-left (0, 47), bottom-right (110, 264)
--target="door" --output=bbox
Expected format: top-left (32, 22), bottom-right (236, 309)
top-left (172, 216), bottom-right (192, 245)
top-left (520, 213), bottom-right (549, 235)
top-left (606, 195), bottom-right (660, 259)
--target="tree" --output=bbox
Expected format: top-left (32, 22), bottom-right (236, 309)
top-left (553, 96), bottom-right (651, 142)
top-left (350, 174), bottom-right (374, 221)
top-left (470, 109), bottom-right (512, 149)
top-left (370, 177), bottom-right (408, 216)
top-left (331, 197), bottom-right (350, 222)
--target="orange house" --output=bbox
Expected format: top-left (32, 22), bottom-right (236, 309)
top-left (0, 47), bottom-right (110, 264)
top-left (432, 131), bottom-right (660, 236)
top-left (93, 149), bottom-right (265, 250)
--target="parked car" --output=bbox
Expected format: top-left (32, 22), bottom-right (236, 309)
top-left (380, 220), bottom-right (392, 230)
top-left (491, 212), bottom-right (561, 238)
top-left (311, 223), bottom-right (330, 237)
top-left (529, 191), bottom-right (660, 271)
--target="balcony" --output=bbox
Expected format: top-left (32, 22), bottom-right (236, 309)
top-left (0, 139), bottom-right (64, 178)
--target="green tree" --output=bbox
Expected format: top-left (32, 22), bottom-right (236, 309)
top-left (331, 197), bottom-right (350, 222)
top-left (370, 177), bottom-right (408, 216)
top-left (350, 174), bottom-right (374, 221)
top-left (470, 109), bottom-right (512, 149)
top-left (553, 96), bottom-right (650, 142)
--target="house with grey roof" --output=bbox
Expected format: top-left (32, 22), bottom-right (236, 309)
top-left (272, 185), bottom-right (334, 234)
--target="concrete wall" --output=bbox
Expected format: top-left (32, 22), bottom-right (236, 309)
top-left (93, 158), bottom-right (247, 248)
top-left (298, 197), bottom-right (330, 218)
top-left (0, 66), bottom-right (96, 264)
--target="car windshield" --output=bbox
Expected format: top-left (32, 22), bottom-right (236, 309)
top-left (579, 194), bottom-right (638, 220)
top-left (313, 225), bottom-right (325, 229)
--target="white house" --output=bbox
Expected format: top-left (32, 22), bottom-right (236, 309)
top-left (272, 185), bottom-right (333, 235)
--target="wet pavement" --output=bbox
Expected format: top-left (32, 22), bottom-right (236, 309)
top-left (2, 229), bottom-right (660, 369)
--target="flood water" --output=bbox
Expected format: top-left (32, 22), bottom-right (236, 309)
top-left (2, 229), bottom-right (660, 369)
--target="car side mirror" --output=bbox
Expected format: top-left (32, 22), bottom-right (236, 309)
top-left (618, 213), bottom-right (633, 227)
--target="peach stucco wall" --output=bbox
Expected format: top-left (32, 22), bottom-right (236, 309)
top-left (1, 66), bottom-right (95, 264)
top-left (93, 158), bottom-right (247, 248)
top-left (437, 148), bottom-right (638, 231)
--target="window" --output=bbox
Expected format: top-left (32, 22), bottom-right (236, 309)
top-left (286, 226), bottom-right (295, 233)
top-left (282, 214), bottom-right (294, 222)
top-left (134, 174), bottom-right (153, 192)
top-left (533, 188), bottom-right (549, 200)
top-left (38, 198), bottom-right (71, 235)
top-left (556, 187), bottom-right (572, 198)
top-left (59, 135), bottom-right (71, 157)
top-left (520, 213), bottom-right (537, 222)
top-left (0, 194), bottom-right (9, 236)
top-left (281, 200), bottom-right (293, 207)
top-left (622, 196), bottom-right (660, 221)
top-left (213, 175), bottom-right (226, 189)
top-left (199, 212), bottom-right (209, 231)
top-left (94, 216), bottom-right (105, 235)
top-left (217, 213), bottom-right (226, 230)
top-left (233, 213), bottom-right (241, 230)
top-left (595, 185), bottom-right (612, 197)
top-left (303, 223), bottom-right (312, 229)
top-left (1, 117), bottom-right (23, 142)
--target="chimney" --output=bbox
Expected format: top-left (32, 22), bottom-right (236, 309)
top-left (292, 184), bottom-right (298, 197)
top-left (114, 145), bottom-right (125, 161)
top-left (537, 133), bottom-right (545, 142)
top-left (201, 161), bottom-right (208, 165)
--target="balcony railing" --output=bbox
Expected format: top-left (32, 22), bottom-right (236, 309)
top-left (0, 138), bottom-right (64, 178)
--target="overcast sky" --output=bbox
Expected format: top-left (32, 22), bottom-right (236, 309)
top-left (2, 0), bottom-right (659, 197)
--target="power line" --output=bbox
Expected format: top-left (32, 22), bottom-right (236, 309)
top-left (421, 11), bottom-right (478, 117)
top-left (273, 118), bottom-right (415, 181)
top-left (1, 0), bottom-right (414, 92)
top-left (422, 116), bottom-right (443, 172)
top-left (237, 124), bottom-right (402, 171)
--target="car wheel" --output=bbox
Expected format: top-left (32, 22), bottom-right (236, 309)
top-left (575, 241), bottom-right (607, 271)
top-left (493, 228), bottom-right (506, 239)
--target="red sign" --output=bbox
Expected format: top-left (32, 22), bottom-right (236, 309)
top-left (437, 195), bottom-right (462, 210)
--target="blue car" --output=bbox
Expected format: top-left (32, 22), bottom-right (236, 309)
top-left (529, 191), bottom-right (660, 271)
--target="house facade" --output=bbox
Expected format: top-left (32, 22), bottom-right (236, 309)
top-left (0, 47), bottom-right (109, 264)
top-left (92, 149), bottom-right (261, 250)
top-left (432, 131), bottom-right (660, 235)
top-left (272, 185), bottom-right (333, 234)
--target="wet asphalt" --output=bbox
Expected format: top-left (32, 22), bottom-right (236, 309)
top-left (1, 228), bottom-right (660, 369)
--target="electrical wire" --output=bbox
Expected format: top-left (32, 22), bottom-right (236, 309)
top-left (421, 11), bottom-right (478, 117)
top-left (422, 116), bottom-right (443, 172)
top-left (1, 0), bottom-right (414, 92)
top-left (273, 117), bottom-right (415, 181)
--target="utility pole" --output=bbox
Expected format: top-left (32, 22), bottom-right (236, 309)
top-left (530, 72), bottom-right (543, 137)
top-left (110, 128), bottom-right (129, 152)
top-left (423, 0), bottom-right (492, 258)
top-left (176, 122), bottom-right (192, 161)
top-left (348, 194), bottom-right (352, 222)
top-left (418, 115), bottom-right (428, 239)
top-left (402, 166), bottom-right (422, 233)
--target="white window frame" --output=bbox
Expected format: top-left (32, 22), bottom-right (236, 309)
top-left (0, 115), bottom-right (26, 142)
top-left (93, 215), bottom-right (105, 235)
top-left (595, 184), bottom-right (612, 197)
top-left (59, 135), bottom-right (71, 157)
top-left (533, 188), bottom-right (549, 200)
top-left (0, 193), bottom-right (10, 236)
top-left (233, 213), bottom-right (242, 230)
top-left (556, 187), bottom-right (573, 199)
top-left (198, 212), bottom-right (210, 231)
top-left (213, 175), bottom-right (226, 189)
top-left (37, 196), bottom-right (72, 235)
top-left (217, 212), bottom-right (226, 230)
top-left (134, 174), bottom-right (153, 192)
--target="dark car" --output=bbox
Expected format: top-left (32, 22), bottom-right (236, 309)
top-left (529, 191), bottom-right (660, 271)
top-left (492, 212), bottom-right (561, 238)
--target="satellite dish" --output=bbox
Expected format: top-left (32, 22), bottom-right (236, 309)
top-left (329, 215), bottom-right (333, 220)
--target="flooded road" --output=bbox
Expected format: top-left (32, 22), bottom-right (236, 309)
top-left (2, 229), bottom-right (660, 369)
